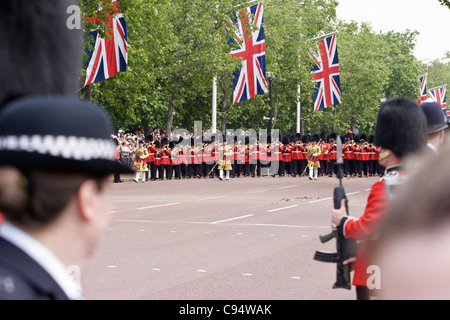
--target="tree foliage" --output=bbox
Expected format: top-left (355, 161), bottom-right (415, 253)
top-left (79, 0), bottom-right (431, 137)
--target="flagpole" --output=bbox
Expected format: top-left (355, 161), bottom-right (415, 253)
top-left (297, 84), bottom-right (301, 133)
top-left (212, 76), bottom-right (217, 134)
top-left (428, 84), bottom-right (447, 91)
top-left (309, 31), bottom-right (338, 41)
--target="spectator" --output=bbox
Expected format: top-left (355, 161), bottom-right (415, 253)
top-left (369, 141), bottom-right (450, 299)
top-left (420, 101), bottom-right (448, 153)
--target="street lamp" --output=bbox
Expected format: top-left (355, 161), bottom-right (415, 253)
top-left (266, 71), bottom-right (274, 134)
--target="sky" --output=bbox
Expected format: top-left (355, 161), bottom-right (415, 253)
top-left (335, 0), bottom-right (450, 63)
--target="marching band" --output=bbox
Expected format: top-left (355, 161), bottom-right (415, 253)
top-left (119, 132), bottom-right (384, 183)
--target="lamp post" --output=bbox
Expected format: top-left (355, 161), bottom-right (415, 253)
top-left (266, 71), bottom-right (274, 134)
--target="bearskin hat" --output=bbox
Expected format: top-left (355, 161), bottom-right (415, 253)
top-left (359, 133), bottom-right (367, 142)
top-left (282, 135), bottom-right (289, 145)
top-left (302, 135), bottom-right (309, 143)
top-left (374, 97), bottom-right (427, 157)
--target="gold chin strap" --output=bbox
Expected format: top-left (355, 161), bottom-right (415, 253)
top-left (379, 149), bottom-right (392, 162)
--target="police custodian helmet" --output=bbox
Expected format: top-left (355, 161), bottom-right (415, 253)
top-left (0, 95), bottom-right (134, 175)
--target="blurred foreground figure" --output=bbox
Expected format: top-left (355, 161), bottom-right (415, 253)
top-left (370, 141), bottom-right (450, 300)
top-left (331, 97), bottom-right (428, 300)
top-left (0, 97), bottom-right (133, 300)
top-left (0, 0), bottom-right (82, 110)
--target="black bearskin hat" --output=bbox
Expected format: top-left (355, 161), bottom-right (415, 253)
top-left (282, 135), bottom-right (289, 145)
top-left (374, 97), bottom-right (427, 158)
top-left (301, 135), bottom-right (309, 143)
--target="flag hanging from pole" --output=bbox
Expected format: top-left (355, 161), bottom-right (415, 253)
top-left (428, 85), bottom-right (447, 117)
top-left (310, 34), bottom-right (342, 112)
top-left (84, 0), bottom-right (128, 86)
top-left (228, 2), bottom-right (268, 104)
top-left (417, 74), bottom-right (428, 104)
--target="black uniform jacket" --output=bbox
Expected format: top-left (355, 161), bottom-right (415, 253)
top-left (0, 237), bottom-right (69, 300)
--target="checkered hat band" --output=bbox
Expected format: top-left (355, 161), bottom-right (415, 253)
top-left (0, 135), bottom-right (116, 161)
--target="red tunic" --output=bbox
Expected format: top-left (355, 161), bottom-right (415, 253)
top-left (342, 179), bottom-right (388, 287)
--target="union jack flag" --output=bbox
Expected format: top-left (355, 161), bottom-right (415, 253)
top-left (417, 74), bottom-right (428, 104)
top-left (310, 34), bottom-right (341, 112)
top-left (228, 2), bottom-right (268, 104)
top-left (84, 0), bottom-right (128, 86)
top-left (428, 85), bottom-right (447, 117)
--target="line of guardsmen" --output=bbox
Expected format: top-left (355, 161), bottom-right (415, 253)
top-left (125, 132), bottom-right (384, 183)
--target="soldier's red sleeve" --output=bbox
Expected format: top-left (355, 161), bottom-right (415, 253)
top-left (343, 180), bottom-right (387, 240)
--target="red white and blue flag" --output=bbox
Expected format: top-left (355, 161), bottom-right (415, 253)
top-left (417, 71), bottom-right (428, 104)
top-left (428, 85), bottom-right (447, 117)
top-left (84, 1), bottom-right (128, 86)
top-left (228, 2), bottom-right (268, 104)
top-left (310, 34), bottom-right (342, 112)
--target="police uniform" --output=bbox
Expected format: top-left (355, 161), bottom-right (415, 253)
top-left (0, 96), bottom-right (133, 300)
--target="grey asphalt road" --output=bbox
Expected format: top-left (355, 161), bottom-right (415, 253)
top-left (81, 173), bottom-right (377, 300)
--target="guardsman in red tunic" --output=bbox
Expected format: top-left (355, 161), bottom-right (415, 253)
top-left (249, 138), bottom-right (260, 177)
top-left (291, 138), bottom-right (301, 177)
top-left (281, 136), bottom-right (292, 176)
top-left (154, 140), bottom-right (163, 180)
top-left (232, 139), bottom-right (242, 178)
top-left (354, 135), bottom-right (363, 177)
top-left (327, 135), bottom-right (337, 177)
top-left (299, 135), bottom-right (309, 176)
top-left (343, 136), bottom-right (356, 177)
top-left (331, 97), bottom-right (428, 300)
top-left (319, 139), bottom-right (329, 176)
top-left (147, 140), bottom-right (157, 181)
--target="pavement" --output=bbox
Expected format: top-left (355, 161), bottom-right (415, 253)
top-left (81, 173), bottom-right (378, 300)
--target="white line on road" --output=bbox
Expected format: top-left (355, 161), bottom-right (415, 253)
top-left (209, 214), bottom-right (254, 224)
top-left (267, 205), bottom-right (299, 213)
top-left (308, 197), bottom-right (332, 204)
top-left (308, 191), bottom-right (361, 203)
top-left (276, 185), bottom-right (298, 190)
top-left (136, 202), bottom-right (181, 210)
top-left (198, 195), bottom-right (228, 201)
top-left (243, 189), bottom-right (269, 195)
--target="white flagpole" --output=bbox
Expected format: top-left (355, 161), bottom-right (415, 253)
top-left (309, 31), bottom-right (338, 42)
top-left (428, 84), bottom-right (447, 91)
top-left (297, 84), bottom-right (301, 133)
top-left (212, 76), bottom-right (217, 134)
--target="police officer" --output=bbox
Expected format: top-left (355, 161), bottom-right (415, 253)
top-left (0, 96), bottom-right (134, 299)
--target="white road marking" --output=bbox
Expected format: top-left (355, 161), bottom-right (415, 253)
top-left (136, 202), bottom-right (181, 210)
top-left (276, 185), bottom-right (298, 190)
top-left (308, 191), bottom-right (360, 203)
top-left (209, 214), bottom-right (254, 224)
top-left (107, 266), bottom-right (117, 269)
top-left (243, 273), bottom-right (253, 276)
top-left (309, 197), bottom-right (333, 203)
top-left (243, 189), bottom-right (269, 195)
top-left (267, 205), bottom-right (299, 212)
top-left (112, 219), bottom-right (330, 229)
top-left (198, 195), bottom-right (228, 201)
